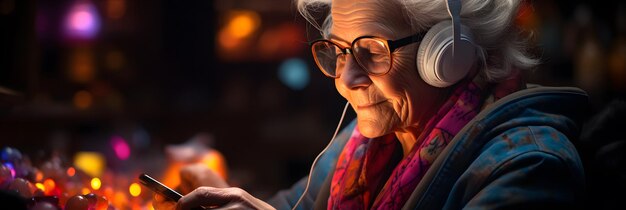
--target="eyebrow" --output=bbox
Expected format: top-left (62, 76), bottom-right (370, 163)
top-left (328, 34), bottom-right (350, 47)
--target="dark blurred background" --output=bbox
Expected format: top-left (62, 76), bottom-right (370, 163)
top-left (0, 0), bottom-right (625, 206)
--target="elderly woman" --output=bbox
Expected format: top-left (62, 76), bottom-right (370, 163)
top-left (154, 0), bottom-right (587, 209)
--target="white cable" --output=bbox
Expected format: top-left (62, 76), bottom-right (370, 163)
top-left (291, 101), bottom-right (351, 210)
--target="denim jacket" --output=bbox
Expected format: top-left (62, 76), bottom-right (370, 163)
top-left (269, 86), bottom-right (588, 210)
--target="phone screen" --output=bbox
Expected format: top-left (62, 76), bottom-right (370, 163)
top-left (138, 173), bottom-right (183, 201)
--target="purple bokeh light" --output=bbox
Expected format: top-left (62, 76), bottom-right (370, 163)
top-left (4, 162), bottom-right (16, 178)
top-left (110, 136), bottom-right (130, 160)
top-left (64, 2), bottom-right (100, 39)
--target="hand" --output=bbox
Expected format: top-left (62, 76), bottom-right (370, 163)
top-left (179, 187), bottom-right (275, 210)
top-left (179, 163), bottom-right (229, 194)
top-left (153, 187), bottom-right (275, 210)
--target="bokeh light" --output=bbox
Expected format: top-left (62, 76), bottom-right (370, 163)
top-left (217, 10), bottom-right (260, 51)
top-left (128, 183), bottom-right (141, 197)
top-left (110, 136), bottom-right (130, 160)
top-left (64, 2), bottom-right (100, 39)
top-left (113, 191), bottom-right (128, 208)
top-left (106, 0), bottom-right (126, 19)
top-left (258, 23), bottom-right (305, 59)
top-left (68, 49), bottom-right (95, 83)
top-left (4, 162), bottom-right (15, 178)
top-left (91, 177), bottom-right (102, 190)
top-left (74, 152), bottom-right (105, 177)
top-left (35, 183), bottom-right (45, 192)
top-left (82, 187), bottom-right (91, 195)
top-left (218, 29), bottom-right (242, 51)
top-left (73, 90), bottom-right (93, 110)
top-left (35, 171), bottom-right (43, 182)
top-left (67, 167), bottom-right (76, 177)
top-left (43, 178), bottom-right (56, 194)
top-left (226, 11), bottom-right (260, 39)
top-left (278, 58), bottom-right (310, 91)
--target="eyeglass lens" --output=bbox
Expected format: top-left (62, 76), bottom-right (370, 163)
top-left (312, 38), bottom-right (391, 77)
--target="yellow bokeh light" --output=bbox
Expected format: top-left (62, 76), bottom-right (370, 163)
top-left (82, 187), bottom-right (91, 195)
top-left (74, 152), bottom-right (106, 177)
top-left (35, 183), bottom-right (45, 191)
top-left (73, 90), bottom-right (93, 110)
top-left (129, 183), bottom-right (141, 197)
top-left (91, 177), bottom-right (102, 190)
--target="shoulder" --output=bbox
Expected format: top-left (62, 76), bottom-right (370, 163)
top-left (478, 125), bottom-right (583, 176)
top-left (446, 126), bottom-right (585, 209)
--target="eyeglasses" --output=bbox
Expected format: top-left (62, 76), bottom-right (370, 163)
top-left (311, 32), bottom-right (426, 78)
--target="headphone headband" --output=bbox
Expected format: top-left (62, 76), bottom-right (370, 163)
top-left (446, 0), bottom-right (461, 63)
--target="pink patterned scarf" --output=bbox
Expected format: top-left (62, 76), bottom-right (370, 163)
top-left (328, 73), bottom-right (523, 209)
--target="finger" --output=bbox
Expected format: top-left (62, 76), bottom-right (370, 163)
top-left (179, 178), bottom-right (194, 195)
top-left (210, 202), bottom-right (250, 210)
top-left (176, 187), bottom-right (240, 210)
top-left (179, 164), bottom-right (202, 194)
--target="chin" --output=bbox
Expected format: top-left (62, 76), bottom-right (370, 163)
top-left (357, 119), bottom-right (388, 138)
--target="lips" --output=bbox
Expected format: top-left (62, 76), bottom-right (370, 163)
top-left (355, 100), bottom-right (387, 109)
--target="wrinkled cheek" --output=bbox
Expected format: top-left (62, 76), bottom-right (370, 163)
top-left (356, 103), bottom-right (398, 138)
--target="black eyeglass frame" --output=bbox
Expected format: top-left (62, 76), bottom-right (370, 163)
top-left (310, 32), bottom-right (427, 78)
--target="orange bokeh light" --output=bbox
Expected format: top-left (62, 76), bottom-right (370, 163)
top-left (226, 11), bottom-right (260, 39)
top-left (43, 178), bottom-right (56, 194)
top-left (67, 167), bottom-right (76, 177)
top-left (73, 90), bottom-right (93, 110)
top-left (106, 0), bottom-right (126, 19)
top-left (217, 10), bottom-right (260, 52)
top-left (218, 29), bottom-right (242, 51)
top-left (35, 171), bottom-right (43, 182)
top-left (69, 49), bottom-right (95, 83)
top-left (113, 191), bottom-right (128, 209)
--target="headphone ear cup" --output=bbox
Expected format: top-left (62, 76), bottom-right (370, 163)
top-left (417, 20), bottom-right (477, 87)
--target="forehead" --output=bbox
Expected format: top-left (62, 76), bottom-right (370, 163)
top-left (330, 0), bottom-right (406, 42)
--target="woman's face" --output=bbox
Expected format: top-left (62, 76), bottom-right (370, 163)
top-left (330, 0), bottom-right (448, 138)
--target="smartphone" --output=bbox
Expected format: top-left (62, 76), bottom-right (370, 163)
top-left (138, 173), bottom-right (183, 201)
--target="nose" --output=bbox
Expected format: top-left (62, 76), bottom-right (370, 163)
top-left (337, 55), bottom-right (372, 90)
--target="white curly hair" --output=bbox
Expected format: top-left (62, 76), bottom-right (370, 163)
top-left (295, 0), bottom-right (538, 82)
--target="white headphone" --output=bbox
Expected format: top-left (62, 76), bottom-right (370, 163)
top-left (417, 0), bottom-right (478, 88)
